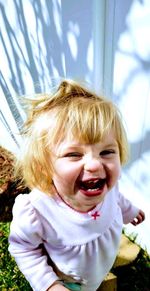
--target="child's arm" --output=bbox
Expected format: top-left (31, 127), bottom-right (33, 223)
top-left (47, 281), bottom-right (82, 290)
top-left (8, 194), bottom-right (60, 291)
top-left (117, 189), bottom-right (145, 225)
top-left (47, 287), bottom-right (68, 291)
top-left (47, 281), bottom-right (69, 290)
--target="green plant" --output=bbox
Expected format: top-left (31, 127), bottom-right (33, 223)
top-left (0, 222), bottom-right (32, 290)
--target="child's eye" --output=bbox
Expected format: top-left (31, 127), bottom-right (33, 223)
top-left (64, 152), bottom-right (82, 158)
top-left (100, 149), bottom-right (116, 156)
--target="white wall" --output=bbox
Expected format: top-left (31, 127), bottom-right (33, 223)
top-left (0, 0), bottom-right (95, 153)
top-left (113, 0), bottom-right (150, 253)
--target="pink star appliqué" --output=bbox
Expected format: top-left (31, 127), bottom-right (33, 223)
top-left (91, 211), bottom-right (100, 220)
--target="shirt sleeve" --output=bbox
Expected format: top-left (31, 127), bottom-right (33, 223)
top-left (8, 194), bottom-right (59, 291)
top-left (117, 189), bottom-right (139, 224)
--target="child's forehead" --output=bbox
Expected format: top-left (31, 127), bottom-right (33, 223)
top-left (54, 129), bottom-right (117, 149)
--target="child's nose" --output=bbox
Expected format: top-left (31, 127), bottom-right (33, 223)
top-left (84, 157), bottom-right (103, 172)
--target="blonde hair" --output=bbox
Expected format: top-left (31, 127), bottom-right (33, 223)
top-left (16, 80), bottom-right (129, 194)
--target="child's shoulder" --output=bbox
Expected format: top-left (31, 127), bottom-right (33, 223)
top-left (10, 191), bottom-right (44, 244)
top-left (12, 192), bottom-right (36, 222)
top-left (13, 189), bottom-right (49, 212)
top-left (13, 192), bottom-right (32, 213)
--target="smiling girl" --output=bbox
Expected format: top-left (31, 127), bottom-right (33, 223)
top-left (9, 80), bottom-right (145, 291)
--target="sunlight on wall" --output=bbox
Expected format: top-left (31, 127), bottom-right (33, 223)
top-left (0, 89), bottom-right (23, 154)
top-left (53, 0), bottom-right (63, 40)
top-left (87, 39), bottom-right (94, 72)
top-left (0, 0), bottom-right (93, 153)
top-left (114, 0), bottom-right (150, 253)
top-left (67, 22), bottom-right (80, 60)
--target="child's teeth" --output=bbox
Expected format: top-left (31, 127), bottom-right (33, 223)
top-left (87, 188), bottom-right (99, 192)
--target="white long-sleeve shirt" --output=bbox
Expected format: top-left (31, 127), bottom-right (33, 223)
top-left (8, 186), bottom-right (139, 291)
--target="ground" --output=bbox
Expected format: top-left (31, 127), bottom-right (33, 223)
top-left (0, 146), bottom-right (29, 221)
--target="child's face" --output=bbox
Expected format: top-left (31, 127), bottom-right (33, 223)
top-left (51, 129), bottom-right (121, 212)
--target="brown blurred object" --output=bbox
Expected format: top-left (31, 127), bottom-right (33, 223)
top-left (97, 272), bottom-right (117, 291)
top-left (0, 146), bottom-right (29, 221)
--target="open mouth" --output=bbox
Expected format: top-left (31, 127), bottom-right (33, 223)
top-left (78, 178), bottom-right (106, 196)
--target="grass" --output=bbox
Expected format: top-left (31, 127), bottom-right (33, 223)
top-left (0, 222), bottom-right (32, 290)
top-left (0, 222), bottom-right (150, 291)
